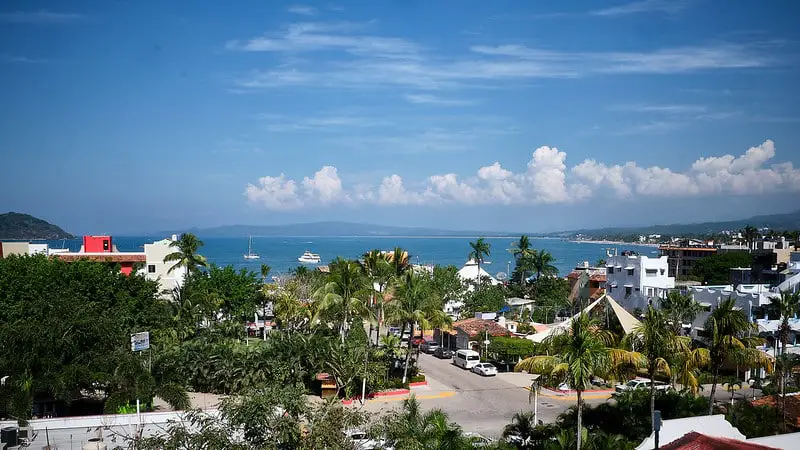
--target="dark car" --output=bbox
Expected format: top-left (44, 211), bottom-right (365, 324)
top-left (433, 347), bottom-right (453, 359)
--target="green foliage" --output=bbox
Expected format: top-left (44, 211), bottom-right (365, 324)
top-left (691, 252), bottom-right (753, 284)
top-left (372, 396), bottom-right (472, 449)
top-left (0, 254), bottom-right (178, 419)
top-left (198, 264), bottom-right (262, 319)
top-left (164, 232), bottom-right (208, 274)
top-left (726, 400), bottom-right (782, 438)
top-left (489, 336), bottom-right (536, 369)
top-left (431, 265), bottom-right (468, 305)
top-left (463, 284), bottom-right (508, 317)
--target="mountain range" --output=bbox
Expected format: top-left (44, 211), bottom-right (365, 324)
top-left (0, 212), bottom-right (74, 240)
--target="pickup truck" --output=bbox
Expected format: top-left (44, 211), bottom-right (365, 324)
top-left (614, 378), bottom-right (671, 394)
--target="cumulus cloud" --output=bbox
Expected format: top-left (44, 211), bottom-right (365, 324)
top-left (245, 139), bottom-right (800, 210)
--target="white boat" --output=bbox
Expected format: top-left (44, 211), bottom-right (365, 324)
top-left (243, 236), bottom-right (260, 260)
top-left (298, 250), bottom-right (321, 264)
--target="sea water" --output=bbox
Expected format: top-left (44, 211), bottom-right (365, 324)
top-left (42, 236), bottom-right (657, 277)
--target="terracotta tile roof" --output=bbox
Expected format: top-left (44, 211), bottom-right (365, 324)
top-left (566, 269), bottom-right (607, 282)
top-left (752, 395), bottom-right (800, 428)
top-left (660, 432), bottom-right (779, 450)
top-left (452, 318), bottom-right (511, 337)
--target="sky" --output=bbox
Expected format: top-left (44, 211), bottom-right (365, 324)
top-left (1, 0), bottom-right (799, 234)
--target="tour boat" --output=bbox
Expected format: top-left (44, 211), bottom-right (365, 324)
top-left (298, 251), bottom-right (321, 264)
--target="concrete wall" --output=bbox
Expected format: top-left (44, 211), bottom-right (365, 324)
top-left (140, 236), bottom-right (187, 295)
top-left (606, 254), bottom-right (674, 310)
top-left (0, 241), bottom-right (30, 256)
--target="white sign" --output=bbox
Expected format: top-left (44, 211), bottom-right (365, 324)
top-left (131, 331), bottom-right (150, 352)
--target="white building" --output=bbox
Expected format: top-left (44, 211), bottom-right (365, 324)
top-left (139, 235), bottom-right (187, 295)
top-left (456, 259), bottom-right (500, 289)
top-left (605, 250), bottom-right (674, 311)
top-left (688, 284), bottom-right (774, 335)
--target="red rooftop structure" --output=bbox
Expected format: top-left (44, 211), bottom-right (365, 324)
top-left (660, 432), bottom-right (779, 450)
top-left (53, 235), bottom-right (145, 276)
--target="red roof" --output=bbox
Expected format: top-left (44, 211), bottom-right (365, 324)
top-left (566, 270), bottom-right (607, 282)
top-left (752, 395), bottom-right (800, 428)
top-left (660, 432), bottom-right (779, 450)
top-left (452, 318), bottom-right (511, 337)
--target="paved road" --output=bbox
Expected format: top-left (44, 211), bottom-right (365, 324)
top-left (381, 353), bottom-right (612, 438)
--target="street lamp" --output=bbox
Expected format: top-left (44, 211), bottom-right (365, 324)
top-left (529, 374), bottom-right (541, 425)
top-left (483, 324), bottom-right (489, 360)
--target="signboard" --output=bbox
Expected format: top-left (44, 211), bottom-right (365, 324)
top-left (263, 301), bottom-right (274, 317)
top-left (131, 331), bottom-right (150, 352)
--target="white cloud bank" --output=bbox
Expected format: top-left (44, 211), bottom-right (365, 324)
top-left (244, 140), bottom-right (800, 210)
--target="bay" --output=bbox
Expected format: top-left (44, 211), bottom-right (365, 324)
top-left (42, 236), bottom-right (658, 277)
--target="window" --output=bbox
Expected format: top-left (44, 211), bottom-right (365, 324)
top-left (660, 269), bottom-right (665, 275)
top-left (147, 264), bottom-right (156, 273)
top-left (609, 286), bottom-right (613, 292)
top-left (103, 240), bottom-right (109, 251)
top-left (647, 287), bottom-right (654, 296)
top-left (608, 267), bottom-right (614, 274)
top-left (625, 286), bottom-right (632, 297)
top-left (645, 269), bottom-right (657, 277)
top-left (627, 269), bottom-right (634, 276)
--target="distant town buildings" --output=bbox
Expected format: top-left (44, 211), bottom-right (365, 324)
top-left (659, 241), bottom-right (718, 278)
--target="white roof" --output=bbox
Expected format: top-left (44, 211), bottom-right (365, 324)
top-left (636, 415), bottom-right (745, 450)
top-left (748, 431), bottom-right (800, 449)
top-left (457, 260), bottom-right (500, 285)
top-left (528, 294), bottom-right (641, 343)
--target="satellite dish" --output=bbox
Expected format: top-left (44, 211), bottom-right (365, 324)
top-left (496, 272), bottom-right (508, 281)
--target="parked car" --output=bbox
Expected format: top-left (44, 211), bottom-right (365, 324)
top-left (410, 336), bottom-right (425, 348)
top-left (464, 432), bottom-right (494, 447)
top-left (471, 362), bottom-right (498, 377)
top-left (346, 430), bottom-right (393, 450)
top-left (433, 347), bottom-right (453, 359)
top-left (614, 378), bottom-right (670, 394)
top-left (420, 340), bottom-right (440, 354)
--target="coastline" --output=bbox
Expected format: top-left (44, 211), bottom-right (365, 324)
top-left (569, 239), bottom-right (660, 248)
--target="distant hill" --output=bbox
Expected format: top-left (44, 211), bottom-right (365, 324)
top-left (547, 209), bottom-right (800, 239)
top-left (164, 221), bottom-right (518, 238)
top-left (0, 212), bottom-right (74, 240)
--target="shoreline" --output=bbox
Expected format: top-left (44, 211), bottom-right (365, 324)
top-left (569, 240), bottom-right (660, 248)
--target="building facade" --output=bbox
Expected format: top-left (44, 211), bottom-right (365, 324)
top-left (605, 250), bottom-right (675, 311)
top-left (659, 244), bottom-right (718, 278)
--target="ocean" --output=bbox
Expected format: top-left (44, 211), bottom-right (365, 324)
top-left (41, 236), bottom-right (658, 278)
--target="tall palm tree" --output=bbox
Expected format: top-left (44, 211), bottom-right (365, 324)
top-left (532, 250), bottom-right (557, 280)
top-left (164, 233), bottom-right (207, 274)
top-left (511, 235), bottom-right (537, 284)
top-left (515, 313), bottom-right (612, 450)
top-left (660, 291), bottom-right (701, 335)
top-left (391, 271), bottom-right (436, 383)
top-left (773, 290), bottom-right (800, 423)
top-left (388, 247), bottom-right (411, 277)
top-left (626, 306), bottom-right (686, 431)
top-left (312, 257), bottom-right (374, 344)
top-left (468, 238), bottom-right (491, 286)
top-left (361, 249), bottom-right (395, 345)
top-left (701, 297), bottom-right (772, 415)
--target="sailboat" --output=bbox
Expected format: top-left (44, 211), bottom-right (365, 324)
top-left (243, 236), bottom-right (260, 260)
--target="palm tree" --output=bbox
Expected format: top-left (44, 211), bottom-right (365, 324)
top-left (532, 250), bottom-right (557, 280)
top-left (312, 257), bottom-right (374, 344)
top-left (701, 297), bottom-right (772, 415)
top-left (164, 233), bottom-right (207, 274)
top-left (660, 291), bottom-right (701, 336)
top-left (503, 411), bottom-right (537, 448)
top-left (260, 264), bottom-right (271, 283)
top-left (388, 247), bottom-right (411, 277)
top-left (511, 236), bottom-right (537, 284)
top-left (468, 238), bottom-right (491, 286)
top-left (376, 396), bottom-right (468, 449)
top-left (515, 313), bottom-right (611, 450)
top-left (626, 306), bottom-right (684, 431)
top-left (741, 225), bottom-right (759, 250)
top-left (772, 290), bottom-right (800, 424)
top-left (391, 271), bottom-right (436, 383)
top-left (361, 249), bottom-right (395, 345)
top-left (723, 377), bottom-right (742, 405)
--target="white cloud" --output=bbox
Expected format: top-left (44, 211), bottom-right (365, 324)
top-left (0, 10), bottom-right (84, 23)
top-left (608, 104), bottom-right (707, 114)
top-left (591, 0), bottom-right (691, 17)
top-left (287, 5), bottom-right (317, 16)
top-left (403, 94), bottom-right (475, 106)
top-left (245, 140), bottom-right (800, 210)
top-left (302, 166), bottom-right (348, 204)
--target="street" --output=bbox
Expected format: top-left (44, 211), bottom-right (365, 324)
top-left (361, 352), bottom-right (611, 438)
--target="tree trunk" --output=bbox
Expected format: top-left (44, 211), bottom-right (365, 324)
top-left (402, 322), bottom-right (415, 384)
top-left (576, 389), bottom-right (583, 450)
top-left (650, 377), bottom-right (656, 432)
top-left (708, 367), bottom-right (719, 415)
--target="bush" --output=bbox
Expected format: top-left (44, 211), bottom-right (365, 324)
top-left (409, 374), bottom-right (426, 384)
top-left (726, 400), bottom-right (781, 438)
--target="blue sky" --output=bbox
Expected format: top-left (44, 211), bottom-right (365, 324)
top-left (1, 0), bottom-right (799, 234)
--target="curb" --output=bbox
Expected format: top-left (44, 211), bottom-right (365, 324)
top-left (409, 381), bottom-right (428, 387)
top-left (341, 388), bottom-right (416, 404)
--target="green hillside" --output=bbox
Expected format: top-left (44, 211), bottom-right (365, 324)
top-left (0, 212), bottom-right (74, 240)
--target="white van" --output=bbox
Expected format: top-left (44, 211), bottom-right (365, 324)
top-left (454, 349), bottom-right (481, 369)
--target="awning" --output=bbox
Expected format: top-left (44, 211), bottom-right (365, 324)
top-left (699, 302), bottom-right (712, 307)
top-left (610, 281), bottom-right (618, 287)
top-left (624, 266), bottom-right (635, 270)
top-left (624, 284), bottom-right (634, 287)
